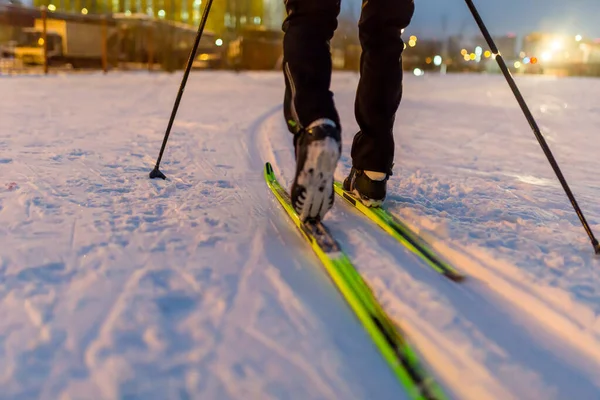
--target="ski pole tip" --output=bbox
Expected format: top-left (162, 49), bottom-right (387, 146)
top-left (593, 239), bottom-right (600, 255)
top-left (149, 167), bottom-right (167, 180)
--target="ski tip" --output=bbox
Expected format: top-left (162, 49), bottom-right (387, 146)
top-left (265, 162), bottom-right (274, 175)
top-left (446, 271), bottom-right (466, 282)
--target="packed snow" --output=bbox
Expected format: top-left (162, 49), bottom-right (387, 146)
top-left (1, 69), bottom-right (600, 400)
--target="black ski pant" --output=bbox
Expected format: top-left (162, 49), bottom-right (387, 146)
top-left (282, 0), bottom-right (415, 174)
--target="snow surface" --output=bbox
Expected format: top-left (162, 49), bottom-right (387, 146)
top-left (2, 70), bottom-right (600, 400)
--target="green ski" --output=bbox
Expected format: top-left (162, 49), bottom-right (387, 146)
top-left (334, 182), bottom-right (465, 282)
top-left (264, 162), bottom-right (449, 400)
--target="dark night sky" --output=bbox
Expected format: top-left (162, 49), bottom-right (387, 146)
top-left (344, 0), bottom-right (600, 40)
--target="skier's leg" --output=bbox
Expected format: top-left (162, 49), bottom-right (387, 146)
top-left (282, 0), bottom-right (343, 222)
top-left (352, 0), bottom-right (414, 173)
top-left (343, 0), bottom-right (414, 206)
top-left (282, 0), bottom-right (341, 134)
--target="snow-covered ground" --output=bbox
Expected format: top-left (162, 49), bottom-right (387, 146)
top-left (2, 70), bottom-right (600, 400)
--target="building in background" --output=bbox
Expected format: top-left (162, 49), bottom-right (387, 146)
top-left (25, 0), bottom-right (285, 36)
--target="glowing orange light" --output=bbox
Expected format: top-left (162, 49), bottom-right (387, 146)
top-left (530, 57), bottom-right (538, 64)
top-left (426, 57), bottom-right (432, 64)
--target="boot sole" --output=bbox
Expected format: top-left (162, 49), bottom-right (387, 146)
top-left (294, 137), bottom-right (340, 221)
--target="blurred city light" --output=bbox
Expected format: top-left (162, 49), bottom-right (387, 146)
top-left (463, 54), bottom-right (471, 61)
top-left (514, 61), bottom-right (522, 68)
top-left (461, 49), bottom-right (468, 56)
top-left (575, 35), bottom-right (583, 42)
top-left (425, 57), bottom-right (432, 64)
top-left (469, 53), bottom-right (476, 60)
top-left (408, 39), bottom-right (416, 47)
top-left (523, 57), bottom-right (531, 64)
top-left (484, 51), bottom-right (492, 58)
top-left (216, 38), bottom-right (223, 46)
top-left (474, 46), bottom-right (482, 62)
top-left (81, 7), bottom-right (88, 14)
top-left (551, 40), bottom-right (562, 50)
top-left (433, 55), bottom-right (443, 66)
top-left (47, 4), bottom-right (56, 11)
top-left (410, 35), bottom-right (417, 42)
top-left (541, 51), bottom-right (552, 61)
top-left (413, 68), bottom-right (424, 76)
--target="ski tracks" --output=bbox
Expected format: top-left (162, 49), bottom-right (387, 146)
top-left (4, 72), bottom-right (599, 400)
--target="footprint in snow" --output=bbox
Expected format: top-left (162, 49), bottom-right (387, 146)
top-left (206, 180), bottom-right (234, 189)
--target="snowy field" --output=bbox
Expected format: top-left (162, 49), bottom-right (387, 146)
top-left (2, 70), bottom-right (600, 400)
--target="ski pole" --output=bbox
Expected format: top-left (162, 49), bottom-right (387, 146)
top-left (463, 0), bottom-right (600, 254)
top-left (149, 0), bottom-right (215, 180)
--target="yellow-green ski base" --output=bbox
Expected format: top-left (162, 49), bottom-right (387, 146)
top-left (334, 182), bottom-right (465, 282)
top-left (264, 162), bottom-right (448, 400)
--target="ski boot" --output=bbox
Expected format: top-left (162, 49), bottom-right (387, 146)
top-left (343, 167), bottom-right (390, 207)
top-left (291, 118), bottom-right (342, 222)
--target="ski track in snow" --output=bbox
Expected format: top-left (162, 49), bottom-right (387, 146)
top-left (2, 71), bottom-right (600, 399)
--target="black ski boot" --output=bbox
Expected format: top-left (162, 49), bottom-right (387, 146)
top-left (291, 119), bottom-right (342, 222)
top-left (343, 167), bottom-right (390, 207)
